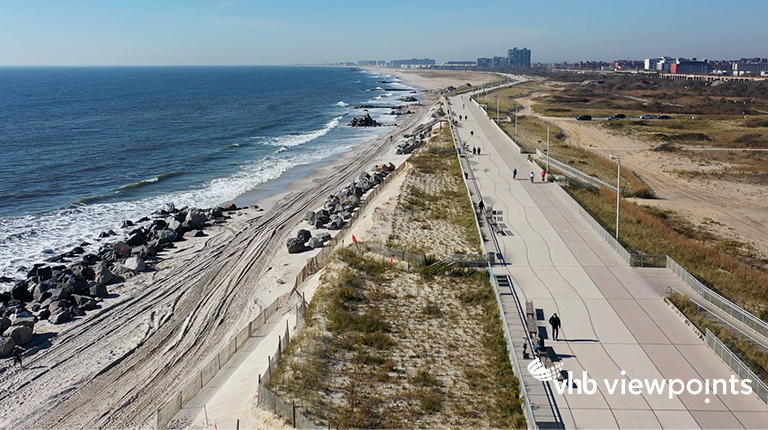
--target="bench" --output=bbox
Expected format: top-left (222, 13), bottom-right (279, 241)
top-left (525, 300), bottom-right (538, 337)
top-left (525, 300), bottom-right (535, 319)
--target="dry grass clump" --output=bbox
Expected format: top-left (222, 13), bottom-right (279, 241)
top-left (568, 186), bottom-right (768, 318)
top-left (388, 125), bottom-right (481, 256)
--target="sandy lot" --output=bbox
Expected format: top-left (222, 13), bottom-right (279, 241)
top-left (516, 94), bottom-right (768, 262)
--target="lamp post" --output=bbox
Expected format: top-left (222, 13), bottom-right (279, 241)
top-left (495, 96), bottom-right (500, 122)
top-left (485, 89), bottom-right (488, 111)
top-left (546, 125), bottom-right (550, 173)
top-left (514, 107), bottom-right (518, 141)
top-left (609, 155), bottom-right (621, 241)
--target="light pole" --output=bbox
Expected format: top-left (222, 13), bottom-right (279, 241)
top-left (514, 107), bottom-right (518, 141)
top-left (546, 125), bottom-right (550, 174)
top-left (485, 89), bottom-right (488, 111)
top-left (609, 155), bottom-right (621, 241)
top-left (495, 96), bottom-right (500, 122)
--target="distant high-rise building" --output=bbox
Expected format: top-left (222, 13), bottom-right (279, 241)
top-left (508, 47), bottom-right (531, 68)
top-left (477, 57), bottom-right (493, 68)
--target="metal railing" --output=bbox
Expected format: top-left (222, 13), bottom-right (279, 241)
top-left (705, 328), bottom-right (768, 406)
top-left (552, 184), bottom-right (631, 264)
top-left (668, 257), bottom-right (768, 342)
top-left (536, 149), bottom-right (615, 191)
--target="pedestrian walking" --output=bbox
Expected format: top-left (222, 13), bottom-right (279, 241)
top-left (530, 171), bottom-right (534, 182)
top-left (549, 313), bottom-right (562, 341)
top-left (541, 170), bottom-right (546, 182)
top-left (470, 130), bottom-right (474, 137)
top-left (477, 147), bottom-right (481, 155)
top-left (472, 147), bottom-right (476, 155)
top-left (513, 168), bottom-right (517, 179)
top-left (12, 345), bottom-right (25, 368)
top-left (478, 200), bottom-right (485, 213)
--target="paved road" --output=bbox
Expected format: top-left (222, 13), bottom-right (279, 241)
top-left (448, 93), bottom-right (768, 429)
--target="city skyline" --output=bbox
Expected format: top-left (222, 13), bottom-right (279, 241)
top-left (1, 0), bottom-right (767, 66)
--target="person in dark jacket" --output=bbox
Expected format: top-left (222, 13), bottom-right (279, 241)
top-left (549, 313), bottom-right (562, 341)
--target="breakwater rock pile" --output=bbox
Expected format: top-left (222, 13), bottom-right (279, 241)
top-left (287, 163), bottom-right (396, 254)
top-left (0, 202), bottom-right (242, 355)
top-left (349, 113), bottom-right (379, 127)
top-left (395, 131), bottom-right (429, 155)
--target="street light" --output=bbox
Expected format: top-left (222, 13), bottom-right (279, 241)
top-left (546, 125), bottom-right (550, 174)
top-left (514, 107), bottom-right (518, 141)
top-left (495, 96), bottom-right (500, 122)
top-left (609, 154), bottom-right (621, 241)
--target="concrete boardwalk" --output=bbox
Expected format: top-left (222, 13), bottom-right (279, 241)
top-left (448, 93), bottom-right (768, 429)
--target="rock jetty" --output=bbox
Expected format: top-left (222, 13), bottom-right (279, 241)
top-left (0, 202), bottom-right (245, 356)
top-left (287, 162), bottom-right (397, 253)
top-left (349, 113), bottom-right (379, 127)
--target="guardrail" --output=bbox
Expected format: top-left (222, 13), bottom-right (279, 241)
top-left (705, 328), bottom-right (768, 406)
top-left (552, 184), bottom-right (631, 264)
top-left (668, 257), bottom-right (768, 342)
top-left (536, 149), bottom-right (615, 191)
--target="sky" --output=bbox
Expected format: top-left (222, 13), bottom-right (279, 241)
top-left (1, 0), bottom-right (766, 66)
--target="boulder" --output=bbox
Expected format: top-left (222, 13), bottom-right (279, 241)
top-left (35, 265), bottom-right (53, 281)
top-left (211, 207), bottom-right (224, 218)
top-left (12, 282), bottom-right (33, 302)
top-left (297, 229), bottom-right (312, 244)
top-left (0, 337), bottom-right (15, 357)
top-left (0, 317), bottom-right (10, 335)
top-left (124, 256), bottom-right (147, 272)
top-left (317, 232), bottom-right (332, 243)
top-left (307, 237), bottom-right (324, 249)
top-left (223, 203), bottom-right (237, 211)
top-left (152, 219), bottom-right (168, 229)
top-left (48, 288), bottom-right (70, 302)
top-left (37, 308), bottom-right (51, 320)
top-left (81, 253), bottom-right (100, 265)
top-left (70, 306), bottom-right (86, 317)
top-left (121, 220), bottom-right (134, 228)
top-left (286, 237), bottom-right (306, 254)
top-left (126, 230), bottom-right (146, 247)
top-left (7, 325), bottom-right (33, 346)
top-left (49, 309), bottom-right (71, 325)
top-left (89, 284), bottom-right (108, 299)
top-left (9, 314), bottom-right (35, 328)
top-left (93, 263), bottom-right (114, 284)
top-left (162, 202), bottom-right (176, 213)
top-left (113, 241), bottom-right (131, 258)
top-left (328, 216), bottom-right (344, 230)
top-left (314, 216), bottom-right (330, 229)
top-left (186, 208), bottom-right (207, 230)
top-left (304, 210), bottom-right (316, 224)
top-left (184, 230), bottom-right (205, 238)
top-left (72, 295), bottom-right (98, 311)
top-left (31, 282), bottom-right (51, 303)
top-left (156, 229), bottom-right (178, 244)
top-left (166, 218), bottom-right (183, 234)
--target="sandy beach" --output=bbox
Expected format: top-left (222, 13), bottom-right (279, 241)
top-left (0, 69), bottom-right (494, 428)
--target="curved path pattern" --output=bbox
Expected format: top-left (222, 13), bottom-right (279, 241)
top-left (449, 92), bottom-right (768, 429)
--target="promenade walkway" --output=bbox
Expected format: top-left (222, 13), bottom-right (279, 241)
top-left (448, 93), bottom-right (768, 429)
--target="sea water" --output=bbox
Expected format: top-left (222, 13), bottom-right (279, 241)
top-left (0, 66), bottom-right (417, 280)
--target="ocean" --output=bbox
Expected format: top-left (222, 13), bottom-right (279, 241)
top-left (0, 66), bottom-right (416, 281)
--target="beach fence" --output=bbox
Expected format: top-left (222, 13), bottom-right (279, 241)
top-left (256, 300), bottom-right (329, 429)
top-left (154, 289), bottom-right (302, 429)
top-left (292, 160), bottom-right (409, 290)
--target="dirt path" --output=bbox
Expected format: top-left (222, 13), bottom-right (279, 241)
top-left (0, 97), bottom-right (437, 429)
top-left (518, 97), bottom-right (768, 261)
